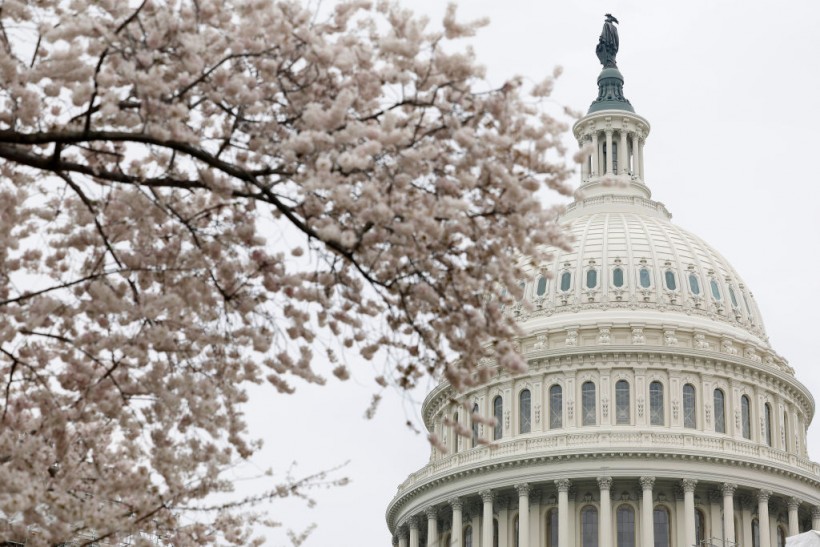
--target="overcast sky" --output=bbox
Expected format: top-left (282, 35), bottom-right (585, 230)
top-left (244, 1), bottom-right (820, 545)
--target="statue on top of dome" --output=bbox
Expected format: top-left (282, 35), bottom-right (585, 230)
top-left (596, 13), bottom-right (620, 68)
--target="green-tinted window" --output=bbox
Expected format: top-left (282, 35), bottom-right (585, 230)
top-left (639, 268), bottom-right (651, 288)
top-left (560, 272), bottom-right (571, 292)
top-left (689, 274), bottom-right (700, 295)
top-left (664, 271), bottom-right (677, 291)
top-left (536, 276), bottom-right (547, 296)
top-left (710, 279), bottom-right (721, 300)
top-left (586, 269), bottom-right (597, 289)
top-left (729, 286), bottom-right (738, 308)
top-left (613, 267), bottom-right (624, 287)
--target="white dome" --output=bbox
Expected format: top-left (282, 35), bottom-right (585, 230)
top-left (516, 195), bottom-right (768, 347)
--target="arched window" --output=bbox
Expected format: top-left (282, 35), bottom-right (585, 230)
top-left (615, 380), bottom-right (630, 425)
top-left (653, 507), bottom-right (671, 547)
top-left (616, 505), bottom-right (635, 547)
top-left (582, 381), bottom-right (597, 426)
top-left (613, 267), bottom-right (625, 288)
top-left (471, 403), bottom-right (479, 448)
top-left (536, 276), bottom-right (548, 297)
top-left (464, 525), bottom-right (473, 547)
top-left (581, 505), bottom-right (599, 547)
top-left (752, 518), bottom-right (760, 547)
top-left (664, 270), bottom-right (677, 291)
top-left (639, 268), bottom-right (651, 288)
top-left (777, 526), bottom-right (787, 547)
top-left (764, 403), bottom-right (773, 446)
top-left (493, 396), bottom-right (503, 440)
top-left (586, 269), bottom-right (598, 289)
top-left (519, 389), bottom-right (531, 434)
top-left (741, 395), bottom-right (752, 440)
top-left (710, 278), bottom-right (721, 301)
top-left (714, 389), bottom-right (726, 434)
top-left (683, 384), bottom-right (696, 429)
top-left (649, 381), bottom-right (664, 426)
top-left (560, 271), bottom-right (571, 292)
top-left (546, 509), bottom-right (559, 547)
top-left (550, 385), bottom-right (563, 429)
top-left (689, 273), bottom-right (701, 295)
top-left (696, 509), bottom-right (706, 544)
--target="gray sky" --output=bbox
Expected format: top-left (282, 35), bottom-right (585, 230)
top-left (246, 1), bottom-right (820, 544)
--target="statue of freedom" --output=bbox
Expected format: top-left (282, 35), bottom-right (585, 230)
top-left (596, 14), bottom-right (619, 68)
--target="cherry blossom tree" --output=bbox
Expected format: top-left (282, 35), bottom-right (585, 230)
top-left (0, 0), bottom-right (573, 544)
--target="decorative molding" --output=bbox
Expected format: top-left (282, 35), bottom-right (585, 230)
top-left (425, 506), bottom-right (438, 520)
top-left (639, 476), bottom-right (655, 490)
top-left (450, 497), bottom-right (463, 511)
top-left (721, 483), bottom-right (737, 497)
top-left (515, 483), bottom-right (531, 497)
top-left (788, 497), bottom-right (801, 510)
top-left (555, 479), bottom-right (572, 492)
top-left (757, 490), bottom-right (771, 504)
top-left (479, 490), bottom-right (495, 504)
top-left (682, 479), bottom-right (698, 493)
top-left (597, 476), bottom-right (613, 490)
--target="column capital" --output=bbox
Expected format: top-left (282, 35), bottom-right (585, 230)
top-left (555, 478), bottom-right (572, 492)
top-left (479, 489), bottom-right (495, 503)
top-left (812, 506), bottom-right (820, 519)
top-left (639, 476), bottom-right (655, 491)
top-left (758, 490), bottom-right (772, 504)
top-left (425, 506), bottom-right (438, 520)
top-left (682, 479), bottom-right (698, 493)
top-left (721, 483), bottom-right (737, 497)
top-left (605, 128), bottom-right (614, 135)
top-left (515, 483), bottom-right (531, 497)
top-left (788, 497), bottom-right (802, 510)
top-left (597, 476), bottom-right (613, 490)
top-left (449, 497), bottom-right (463, 511)
top-left (407, 516), bottom-right (419, 530)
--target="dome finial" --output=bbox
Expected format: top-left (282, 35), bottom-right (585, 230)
top-left (589, 14), bottom-right (633, 113)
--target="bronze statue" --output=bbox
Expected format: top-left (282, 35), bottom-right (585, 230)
top-left (596, 14), bottom-right (619, 68)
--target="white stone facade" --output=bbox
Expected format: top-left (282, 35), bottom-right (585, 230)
top-left (386, 60), bottom-right (819, 547)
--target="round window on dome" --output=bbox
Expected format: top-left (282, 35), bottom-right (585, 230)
top-left (586, 269), bottom-right (597, 289)
top-left (688, 273), bottom-right (700, 295)
top-left (664, 270), bottom-right (677, 291)
top-left (536, 276), bottom-right (547, 297)
top-left (710, 279), bottom-right (721, 301)
top-left (639, 267), bottom-right (651, 288)
top-left (613, 267), bottom-right (624, 288)
top-left (560, 271), bottom-right (571, 292)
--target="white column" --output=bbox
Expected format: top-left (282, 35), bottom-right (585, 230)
top-left (682, 479), bottom-right (697, 546)
top-left (591, 133), bottom-right (600, 176)
top-left (409, 516), bottom-right (420, 547)
top-left (426, 507), bottom-right (438, 547)
top-left (529, 490), bottom-right (541, 547)
top-left (450, 498), bottom-right (462, 547)
top-left (480, 490), bottom-right (494, 547)
top-left (630, 132), bottom-right (639, 178)
top-left (640, 477), bottom-right (655, 547)
top-left (758, 490), bottom-right (772, 547)
top-left (597, 477), bottom-right (613, 547)
top-left (638, 137), bottom-right (646, 181)
top-left (605, 129), bottom-right (614, 174)
top-left (722, 483), bottom-right (737, 545)
top-left (516, 484), bottom-right (530, 547)
top-left (813, 506), bottom-right (820, 531)
top-left (556, 479), bottom-right (571, 547)
top-left (580, 138), bottom-right (590, 181)
top-left (399, 528), bottom-right (409, 547)
top-left (619, 130), bottom-right (628, 174)
top-left (789, 497), bottom-right (801, 536)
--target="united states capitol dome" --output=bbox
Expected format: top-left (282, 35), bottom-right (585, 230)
top-left (386, 16), bottom-right (817, 547)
